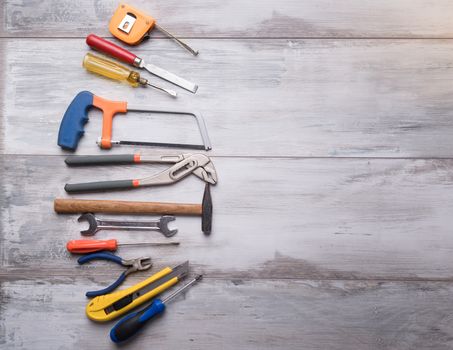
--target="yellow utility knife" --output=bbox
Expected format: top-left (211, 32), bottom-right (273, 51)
top-left (86, 261), bottom-right (189, 322)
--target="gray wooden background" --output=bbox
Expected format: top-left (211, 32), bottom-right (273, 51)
top-left (2, 1), bottom-right (453, 349)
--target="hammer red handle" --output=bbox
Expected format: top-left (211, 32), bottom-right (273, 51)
top-left (86, 34), bottom-right (138, 66)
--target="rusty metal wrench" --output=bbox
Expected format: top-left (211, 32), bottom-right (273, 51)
top-left (78, 213), bottom-right (177, 237)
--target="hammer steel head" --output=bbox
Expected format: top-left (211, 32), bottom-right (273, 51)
top-left (202, 184), bottom-right (212, 235)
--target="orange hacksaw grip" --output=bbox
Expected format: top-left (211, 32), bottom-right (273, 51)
top-left (92, 95), bottom-right (127, 149)
top-left (57, 91), bottom-right (127, 151)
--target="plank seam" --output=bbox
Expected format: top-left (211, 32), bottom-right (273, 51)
top-left (2, 36), bottom-right (453, 40)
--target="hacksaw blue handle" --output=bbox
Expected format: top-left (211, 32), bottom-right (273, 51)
top-left (57, 91), bottom-right (94, 151)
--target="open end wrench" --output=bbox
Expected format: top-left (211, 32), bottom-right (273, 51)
top-left (78, 213), bottom-right (177, 237)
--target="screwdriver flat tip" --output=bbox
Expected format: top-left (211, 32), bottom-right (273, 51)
top-left (146, 83), bottom-right (178, 97)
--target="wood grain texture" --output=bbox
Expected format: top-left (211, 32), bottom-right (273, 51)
top-left (2, 0), bottom-right (453, 348)
top-left (2, 278), bottom-right (453, 350)
top-left (3, 0), bottom-right (453, 38)
top-left (3, 155), bottom-right (453, 280)
top-left (3, 38), bottom-right (453, 157)
top-left (53, 198), bottom-right (203, 215)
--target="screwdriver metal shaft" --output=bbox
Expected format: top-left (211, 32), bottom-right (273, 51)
top-left (118, 242), bottom-right (179, 247)
top-left (146, 82), bottom-right (177, 97)
top-left (140, 62), bottom-right (198, 93)
top-left (162, 274), bottom-right (202, 303)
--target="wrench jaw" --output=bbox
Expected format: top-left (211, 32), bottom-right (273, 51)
top-left (78, 213), bottom-right (100, 236)
top-left (159, 215), bottom-right (178, 237)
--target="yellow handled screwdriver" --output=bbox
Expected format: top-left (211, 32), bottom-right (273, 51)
top-left (83, 53), bottom-right (177, 97)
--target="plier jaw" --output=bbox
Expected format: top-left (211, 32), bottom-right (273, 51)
top-left (174, 153), bottom-right (218, 184)
top-left (122, 257), bottom-right (153, 276)
top-left (194, 162), bottom-right (218, 185)
top-left (77, 252), bottom-right (152, 297)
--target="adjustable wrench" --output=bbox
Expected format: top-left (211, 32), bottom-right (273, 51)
top-left (78, 213), bottom-right (177, 237)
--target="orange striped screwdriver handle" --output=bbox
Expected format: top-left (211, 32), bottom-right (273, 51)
top-left (67, 239), bottom-right (118, 253)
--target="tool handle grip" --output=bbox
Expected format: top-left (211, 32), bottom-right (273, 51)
top-left (110, 299), bottom-right (165, 343)
top-left (77, 252), bottom-right (123, 265)
top-left (65, 154), bottom-right (138, 166)
top-left (66, 239), bottom-right (118, 253)
top-left (83, 53), bottom-right (138, 87)
top-left (65, 180), bottom-right (137, 193)
top-left (54, 198), bottom-right (202, 215)
top-left (86, 271), bottom-right (127, 298)
top-left (57, 91), bottom-right (94, 151)
top-left (86, 34), bottom-right (137, 65)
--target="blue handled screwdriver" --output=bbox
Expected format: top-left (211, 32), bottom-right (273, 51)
top-left (110, 274), bottom-right (202, 343)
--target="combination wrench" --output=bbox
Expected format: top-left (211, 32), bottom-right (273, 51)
top-left (78, 213), bottom-right (177, 237)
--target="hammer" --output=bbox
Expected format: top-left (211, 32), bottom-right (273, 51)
top-left (54, 184), bottom-right (213, 234)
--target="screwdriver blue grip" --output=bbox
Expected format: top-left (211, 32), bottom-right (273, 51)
top-left (139, 299), bottom-right (165, 323)
top-left (110, 299), bottom-right (165, 343)
top-left (57, 91), bottom-right (94, 151)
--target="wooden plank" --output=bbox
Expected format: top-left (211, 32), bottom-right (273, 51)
top-left (2, 38), bottom-right (453, 157)
top-left (3, 155), bottom-right (453, 280)
top-left (2, 277), bottom-right (453, 349)
top-left (0, 34), bottom-right (4, 154)
top-left (3, 0), bottom-right (453, 38)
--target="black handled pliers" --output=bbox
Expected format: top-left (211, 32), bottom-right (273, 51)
top-left (78, 252), bottom-right (152, 297)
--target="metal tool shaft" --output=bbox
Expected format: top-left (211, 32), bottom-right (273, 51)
top-left (111, 140), bottom-right (205, 150)
top-left (163, 274), bottom-right (203, 304)
top-left (142, 62), bottom-right (198, 93)
top-left (125, 107), bottom-right (212, 151)
top-left (118, 242), bottom-right (179, 247)
top-left (145, 82), bottom-right (177, 97)
top-left (155, 24), bottom-right (199, 56)
top-left (96, 220), bottom-right (160, 230)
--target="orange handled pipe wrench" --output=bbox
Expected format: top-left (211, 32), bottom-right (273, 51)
top-left (57, 91), bottom-right (211, 151)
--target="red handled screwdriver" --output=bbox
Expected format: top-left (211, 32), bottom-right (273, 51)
top-left (66, 239), bottom-right (179, 253)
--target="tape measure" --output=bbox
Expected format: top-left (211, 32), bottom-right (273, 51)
top-left (109, 3), bottom-right (199, 55)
